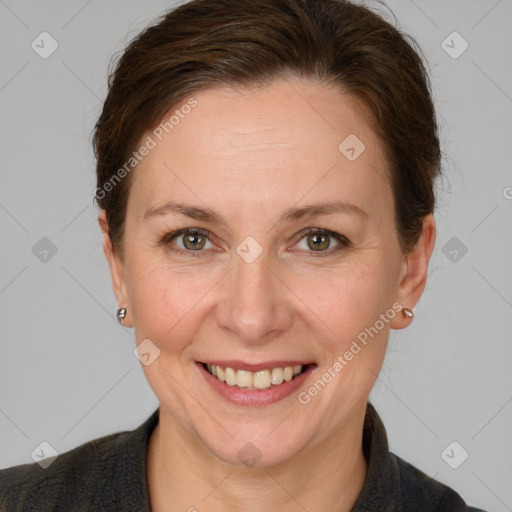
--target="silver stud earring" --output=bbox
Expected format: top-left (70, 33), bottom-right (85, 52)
top-left (401, 307), bottom-right (414, 320)
top-left (116, 307), bottom-right (127, 324)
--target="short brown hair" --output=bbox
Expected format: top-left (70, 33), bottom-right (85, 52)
top-left (93, 0), bottom-right (441, 258)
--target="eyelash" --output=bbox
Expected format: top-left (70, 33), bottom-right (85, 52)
top-left (161, 227), bottom-right (350, 258)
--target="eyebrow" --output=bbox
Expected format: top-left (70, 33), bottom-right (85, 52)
top-left (142, 199), bottom-right (368, 226)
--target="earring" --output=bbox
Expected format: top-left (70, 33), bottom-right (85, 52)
top-left (116, 307), bottom-right (127, 324)
top-left (402, 307), bottom-right (414, 320)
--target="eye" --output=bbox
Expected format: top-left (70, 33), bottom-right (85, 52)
top-left (162, 227), bottom-right (350, 258)
top-left (293, 228), bottom-right (349, 256)
top-left (163, 228), bottom-right (215, 255)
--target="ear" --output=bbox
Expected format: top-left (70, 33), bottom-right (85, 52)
top-left (390, 213), bottom-right (436, 330)
top-left (98, 209), bottom-right (133, 328)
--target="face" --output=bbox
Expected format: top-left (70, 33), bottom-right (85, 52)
top-left (100, 77), bottom-right (435, 467)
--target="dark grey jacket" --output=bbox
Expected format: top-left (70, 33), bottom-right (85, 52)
top-left (0, 403), bottom-right (487, 511)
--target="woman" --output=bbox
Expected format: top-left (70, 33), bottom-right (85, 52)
top-left (0, 0), bottom-right (488, 510)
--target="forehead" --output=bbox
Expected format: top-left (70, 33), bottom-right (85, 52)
top-left (129, 78), bottom-right (392, 223)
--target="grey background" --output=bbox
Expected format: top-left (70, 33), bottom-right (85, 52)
top-left (0, 1), bottom-right (511, 510)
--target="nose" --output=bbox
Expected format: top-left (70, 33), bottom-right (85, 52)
top-left (215, 246), bottom-right (294, 345)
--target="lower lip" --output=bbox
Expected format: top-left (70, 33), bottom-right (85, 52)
top-left (196, 362), bottom-right (316, 406)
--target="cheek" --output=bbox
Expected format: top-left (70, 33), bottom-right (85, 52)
top-left (299, 258), bottom-right (394, 401)
top-left (129, 266), bottom-right (189, 338)
top-left (285, 254), bottom-right (393, 344)
top-left (127, 256), bottom-right (226, 359)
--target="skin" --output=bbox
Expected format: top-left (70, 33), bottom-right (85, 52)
top-left (99, 77), bottom-right (436, 511)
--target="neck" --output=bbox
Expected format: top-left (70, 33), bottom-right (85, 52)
top-left (147, 404), bottom-right (368, 512)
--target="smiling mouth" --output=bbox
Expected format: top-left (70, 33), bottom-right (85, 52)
top-left (201, 362), bottom-right (315, 390)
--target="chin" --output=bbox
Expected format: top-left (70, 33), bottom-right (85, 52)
top-left (200, 428), bottom-right (308, 469)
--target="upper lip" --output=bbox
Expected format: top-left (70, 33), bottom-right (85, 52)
top-left (198, 360), bottom-right (315, 372)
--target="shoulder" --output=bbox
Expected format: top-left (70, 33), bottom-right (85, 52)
top-left (360, 402), bottom-right (487, 512)
top-left (0, 410), bottom-right (158, 511)
top-left (391, 452), bottom-right (487, 512)
top-left (0, 429), bottom-right (130, 511)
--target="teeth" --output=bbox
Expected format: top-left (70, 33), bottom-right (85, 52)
top-left (271, 367), bottom-right (284, 385)
top-left (225, 367), bottom-right (237, 386)
top-left (236, 370), bottom-right (253, 388)
top-left (253, 370), bottom-right (271, 389)
top-left (205, 364), bottom-right (306, 390)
